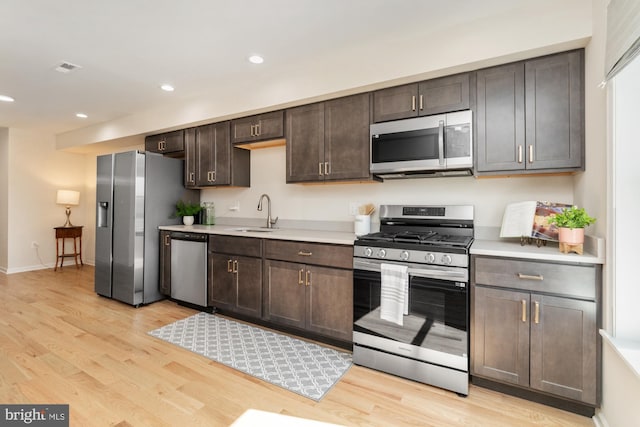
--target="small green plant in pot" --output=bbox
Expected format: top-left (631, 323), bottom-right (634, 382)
top-left (174, 200), bottom-right (202, 226)
top-left (548, 206), bottom-right (596, 250)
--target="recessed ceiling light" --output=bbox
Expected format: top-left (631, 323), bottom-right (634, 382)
top-left (0, 94), bottom-right (15, 102)
top-left (248, 55), bottom-right (264, 64)
top-left (160, 84), bottom-right (175, 92)
top-left (76, 113), bottom-right (88, 118)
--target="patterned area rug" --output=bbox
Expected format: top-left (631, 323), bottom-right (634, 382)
top-left (148, 312), bottom-right (352, 401)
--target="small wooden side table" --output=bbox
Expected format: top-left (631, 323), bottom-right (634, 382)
top-left (54, 226), bottom-right (83, 271)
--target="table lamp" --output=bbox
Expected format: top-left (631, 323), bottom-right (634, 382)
top-left (56, 190), bottom-right (80, 227)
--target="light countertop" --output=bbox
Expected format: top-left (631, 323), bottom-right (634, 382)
top-left (471, 234), bottom-right (605, 265)
top-left (158, 224), bottom-right (357, 246)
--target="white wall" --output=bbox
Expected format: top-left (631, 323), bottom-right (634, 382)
top-left (201, 146), bottom-right (574, 229)
top-left (5, 129), bottom-right (87, 273)
top-left (0, 128), bottom-right (8, 271)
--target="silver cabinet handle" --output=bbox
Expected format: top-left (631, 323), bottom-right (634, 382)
top-left (521, 299), bottom-right (527, 322)
top-left (298, 250), bottom-right (312, 257)
top-left (298, 269), bottom-right (304, 285)
top-left (189, 172), bottom-right (195, 183)
top-left (411, 95), bottom-right (416, 112)
top-left (318, 162), bottom-right (323, 176)
top-left (306, 270), bottom-right (311, 286)
top-left (419, 94), bottom-right (424, 111)
top-left (255, 122), bottom-right (261, 136)
top-left (534, 301), bottom-right (540, 324)
top-left (233, 259), bottom-right (238, 274)
top-left (518, 145), bottom-right (523, 163)
top-left (227, 259), bottom-right (233, 273)
top-left (517, 273), bottom-right (544, 281)
top-left (164, 235), bottom-right (170, 246)
top-left (529, 145), bottom-right (534, 163)
top-left (324, 162), bottom-right (330, 175)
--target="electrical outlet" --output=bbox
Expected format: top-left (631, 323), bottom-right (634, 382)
top-left (31, 241), bottom-right (39, 249)
top-left (349, 202), bottom-right (359, 216)
top-left (229, 200), bottom-right (240, 211)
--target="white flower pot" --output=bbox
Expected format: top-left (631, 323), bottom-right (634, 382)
top-left (182, 215), bottom-right (194, 226)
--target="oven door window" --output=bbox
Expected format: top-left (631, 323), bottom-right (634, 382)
top-left (371, 128), bottom-right (440, 164)
top-left (354, 271), bottom-right (467, 357)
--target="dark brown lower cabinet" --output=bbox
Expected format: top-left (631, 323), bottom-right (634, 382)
top-left (471, 255), bottom-right (599, 406)
top-left (159, 230), bottom-right (171, 296)
top-left (208, 236), bottom-right (262, 319)
top-left (263, 242), bottom-right (353, 343)
top-left (263, 260), bottom-right (353, 342)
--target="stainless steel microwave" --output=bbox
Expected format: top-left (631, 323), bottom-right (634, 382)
top-left (370, 110), bottom-right (473, 179)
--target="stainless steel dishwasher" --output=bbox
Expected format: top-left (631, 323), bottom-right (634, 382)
top-left (170, 232), bottom-right (208, 308)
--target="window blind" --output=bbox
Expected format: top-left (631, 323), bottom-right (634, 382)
top-left (605, 0), bottom-right (640, 80)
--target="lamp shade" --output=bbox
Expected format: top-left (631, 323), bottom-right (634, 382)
top-left (56, 190), bottom-right (80, 206)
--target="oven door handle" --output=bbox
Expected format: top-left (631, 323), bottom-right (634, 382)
top-left (408, 267), bottom-right (467, 281)
top-left (354, 259), bottom-right (468, 281)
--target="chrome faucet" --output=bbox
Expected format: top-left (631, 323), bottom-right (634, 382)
top-left (257, 194), bottom-right (278, 228)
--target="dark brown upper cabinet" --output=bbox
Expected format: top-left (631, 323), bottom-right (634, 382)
top-left (189, 121), bottom-right (249, 188)
top-left (475, 50), bottom-right (584, 175)
top-left (145, 130), bottom-right (185, 155)
top-left (286, 93), bottom-right (371, 183)
top-left (184, 128), bottom-right (197, 188)
top-left (232, 110), bottom-right (284, 145)
top-left (372, 73), bottom-right (470, 123)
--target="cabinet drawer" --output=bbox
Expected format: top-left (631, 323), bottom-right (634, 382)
top-left (474, 256), bottom-right (596, 300)
top-left (209, 235), bottom-right (262, 257)
top-left (264, 240), bottom-right (352, 269)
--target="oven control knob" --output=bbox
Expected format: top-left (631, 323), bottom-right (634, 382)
top-left (364, 247), bottom-right (373, 257)
top-left (400, 251), bottom-right (410, 261)
top-left (442, 254), bottom-right (453, 265)
top-left (426, 253), bottom-right (436, 263)
top-left (378, 249), bottom-right (387, 258)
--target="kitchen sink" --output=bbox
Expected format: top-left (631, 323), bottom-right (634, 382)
top-left (227, 227), bottom-right (277, 233)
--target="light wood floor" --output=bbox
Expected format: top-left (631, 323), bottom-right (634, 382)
top-left (0, 266), bottom-right (593, 426)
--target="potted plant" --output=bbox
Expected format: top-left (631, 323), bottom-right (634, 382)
top-left (174, 200), bottom-right (202, 226)
top-left (548, 206), bottom-right (596, 247)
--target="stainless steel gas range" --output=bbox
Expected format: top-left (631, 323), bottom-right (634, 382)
top-left (352, 205), bottom-right (474, 396)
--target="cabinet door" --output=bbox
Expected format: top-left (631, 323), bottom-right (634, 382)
top-left (324, 93), bottom-right (371, 181)
top-left (231, 116), bottom-right (256, 144)
top-left (145, 130), bottom-right (185, 154)
top-left (232, 111), bottom-right (284, 144)
top-left (372, 83), bottom-right (418, 122)
top-left (286, 103), bottom-right (325, 183)
top-left (475, 63), bottom-right (526, 172)
top-left (263, 260), bottom-right (306, 329)
top-left (235, 255), bottom-right (262, 318)
top-left (184, 128), bottom-right (197, 188)
top-left (196, 122), bottom-right (231, 186)
top-left (418, 73), bottom-right (470, 116)
top-left (256, 110), bottom-right (285, 141)
top-left (472, 286), bottom-right (530, 387)
top-left (530, 294), bottom-right (597, 404)
top-left (159, 231), bottom-right (171, 296)
top-left (209, 253), bottom-right (235, 309)
top-left (525, 50), bottom-right (584, 170)
top-left (306, 265), bottom-right (353, 341)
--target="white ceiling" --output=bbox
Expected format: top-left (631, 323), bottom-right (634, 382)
top-left (0, 0), bottom-right (569, 136)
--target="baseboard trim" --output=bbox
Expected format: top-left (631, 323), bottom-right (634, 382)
top-left (471, 376), bottom-right (596, 418)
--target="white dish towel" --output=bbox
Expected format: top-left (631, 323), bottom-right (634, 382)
top-left (380, 263), bottom-right (409, 326)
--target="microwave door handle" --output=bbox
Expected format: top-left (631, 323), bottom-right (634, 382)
top-left (438, 120), bottom-right (445, 166)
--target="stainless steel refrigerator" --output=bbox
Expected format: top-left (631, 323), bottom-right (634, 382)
top-left (95, 150), bottom-right (197, 306)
